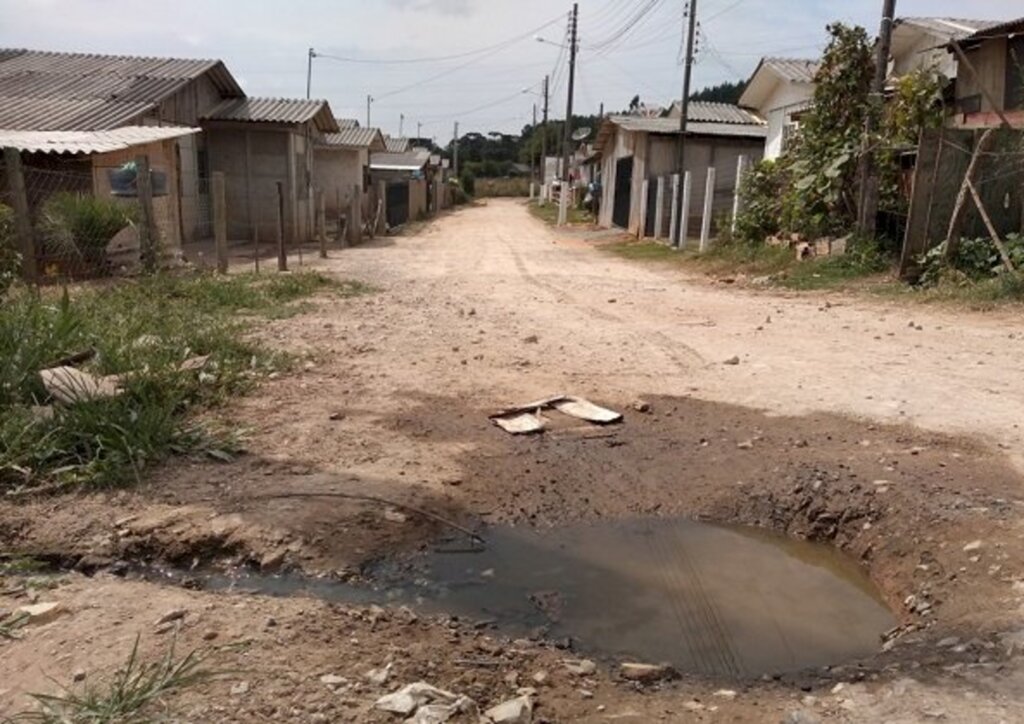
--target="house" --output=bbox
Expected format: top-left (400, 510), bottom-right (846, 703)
top-left (949, 17), bottom-right (1024, 128)
top-left (315, 122), bottom-right (386, 244)
top-left (594, 102), bottom-right (767, 237)
top-left (737, 58), bottom-right (818, 160)
top-left (0, 47), bottom-right (245, 246)
top-left (890, 17), bottom-right (999, 79)
top-left (382, 135), bottom-right (411, 153)
top-left (200, 97), bottom-right (339, 245)
top-left (0, 126), bottom-right (200, 273)
top-left (370, 147), bottom-right (443, 227)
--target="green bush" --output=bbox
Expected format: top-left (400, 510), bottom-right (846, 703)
top-left (734, 160), bottom-right (785, 244)
top-left (459, 169), bottom-right (476, 197)
top-left (918, 234), bottom-right (1024, 286)
top-left (38, 193), bottom-right (137, 267)
top-left (0, 203), bottom-right (19, 297)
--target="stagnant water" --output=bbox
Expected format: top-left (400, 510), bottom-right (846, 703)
top-left (147, 518), bottom-right (896, 678)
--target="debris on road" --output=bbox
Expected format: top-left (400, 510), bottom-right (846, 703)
top-left (723, 356), bottom-right (741, 366)
top-left (16, 601), bottom-right (67, 625)
top-left (491, 395), bottom-right (622, 435)
top-left (485, 694), bottom-right (534, 723)
top-left (619, 662), bottom-right (677, 683)
top-left (374, 681), bottom-right (477, 722)
top-left (40, 366), bottom-right (123, 404)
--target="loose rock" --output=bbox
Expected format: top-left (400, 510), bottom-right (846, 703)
top-left (17, 602), bottom-right (67, 625)
top-left (562, 658), bottom-right (596, 676)
top-left (723, 356), bottom-right (741, 366)
top-left (619, 662), bottom-right (676, 683)
top-left (485, 694), bottom-right (534, 724)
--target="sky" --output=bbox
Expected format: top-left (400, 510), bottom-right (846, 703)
top-left (1, 0), bottom-right (1020, 140)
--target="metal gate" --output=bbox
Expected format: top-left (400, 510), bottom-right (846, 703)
top-left (386, 181), bottom-right (409, 227)
top-left (612, 157), bottom-right (633, 229)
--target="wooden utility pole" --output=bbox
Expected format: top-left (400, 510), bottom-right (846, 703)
top-left (366, 95), bottom-right (372, 127)
top-left (541, 75), bottom-right (549, 185)
top-left (672, 0), bottom-right (699, 247)
top-left (560, 3), bottom-right (579, 187)
top-left (3, 148), bottom-right (37, 283)
top-left (306, 48), bottom-right (315, 99)
top-left (856, 0), bottom-right (897, 236)
top-left (532, 103), bottom-right (538, 182)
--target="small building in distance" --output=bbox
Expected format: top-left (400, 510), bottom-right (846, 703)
top-left (200, 97), bottom-right (339, 244)
top-left (737, 58), bottom-right (818, 160)
top-left (315, 121), bottom-right (386, 244)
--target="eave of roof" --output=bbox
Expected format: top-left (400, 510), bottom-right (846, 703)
top-left (0, 125), bottom-right (200, 154)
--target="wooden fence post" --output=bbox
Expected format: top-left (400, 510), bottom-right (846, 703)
top-left (679, 171), bottom-right (692, 250)
top-left (276, 181), bottom-right (287, 272)
top-left (317, 190), bottom-right (327, 259)
top-left (944, 128), bottom-right (995, 263)
top-left (135, 154), bottom-right (159, 272)
top-left (3, 147), bottom-right (37, 283)
top-left (348, 185), bottom-right (361, 247)
top-left (212, 171), bottom-right (228, 274)
top-left (638, 179), bottom-right (649, 239)
top-left (699, 166), bottom-right (716, 252)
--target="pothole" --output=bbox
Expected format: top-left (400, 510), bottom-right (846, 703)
top-left (135, 517), bottom-right (896, 679)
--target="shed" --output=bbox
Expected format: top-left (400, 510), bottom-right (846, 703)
top-left (201, 97), bottom-right (339, 245)
top-left (0, 47), bottom-right (244, 244)
top-left (594, 104), bottom-right (767, 238)
top-left (370, 148), bottom-right (433, 227)
top-left (950, 17), bottom-right (1024, 128)
top-left (0, 125), bottom-right (199, 272)
top-left (314, 123), bottom-right (385, 237)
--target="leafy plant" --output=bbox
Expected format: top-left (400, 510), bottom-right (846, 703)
top-left (38, 193), bottom-right (137, 269)
top-left (918, 234), bottom-right (1024, 286)
top-left (17, 635), bottom-right (218, 723)
top-left (734, 159), bottom-right (786, 243)
top-left (0, 203), bottom-right (20, 297)
top-left (459, 169), bottom-right (476, 197)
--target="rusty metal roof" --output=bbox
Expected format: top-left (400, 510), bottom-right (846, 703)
top-left (202, 97), bottom-right (339, 132)
top-left (320, 126), bottom-right (386, 151)
top-left (0, 125), bottom-right (199, 154)
top-left (0, 48), bottom-right (243, 130)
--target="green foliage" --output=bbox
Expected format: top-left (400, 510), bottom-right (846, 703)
top-left (781, 23), bottom-right (873, 238)
top-left (0, 272), bottom-right (357, 492)
top-left (734, 160), bottom-right (786, 243)
top-left (459, 169), bottom-right (476, 197)
top-left (475, 177), bottom-right (530, 197)
top-left (18, 635), bottom-right (218, 723)
top-left (690, 79), bottom-right (746, 104)
top-left (918, 234), bottom-right (1024, 287)
top-left (38, 193), bottom-right (137, 267)
top-left (528, 200), bottom-right (594, 226)
top-left (0, 203), bottom-right (20, 297)
top-left (778, 237), bottom-right (889, 289)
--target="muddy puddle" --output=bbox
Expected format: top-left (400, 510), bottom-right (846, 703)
top-left (141, 518), bottom-right (896, 678)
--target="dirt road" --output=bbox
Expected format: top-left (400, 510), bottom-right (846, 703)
top-left (3, 199), bottom-right (1024, 722)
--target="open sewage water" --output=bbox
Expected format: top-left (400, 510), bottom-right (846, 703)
top-left (150, 518), bottom-right (896, 679)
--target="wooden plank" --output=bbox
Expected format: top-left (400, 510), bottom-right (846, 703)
top-left (212, 171), bottom-right (228, 274)
top-left (944, 128), bottom-right (995, 263)
top-left (135, 154), bottom-right (158, 272)
top-left (966, 176), bottom-right (1018, 274)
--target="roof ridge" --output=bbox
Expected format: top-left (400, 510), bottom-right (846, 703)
top-left (0, 46), bottom-right (220, 66)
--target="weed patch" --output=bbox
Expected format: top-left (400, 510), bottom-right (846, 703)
top-left (0, 271), bottom-right (363, 492)
top-left (528, 200), bottom-right (595, 226)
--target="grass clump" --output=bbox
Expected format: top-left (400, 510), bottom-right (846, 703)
top-left (0, 271), bottom-right (362, 492)
top-left (528, 200), bottom-right (595, 226)
top-left (17, 635), bottom-right (218, 723)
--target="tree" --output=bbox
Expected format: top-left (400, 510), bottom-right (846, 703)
top-left (690, 80), bottom-right (746, 104)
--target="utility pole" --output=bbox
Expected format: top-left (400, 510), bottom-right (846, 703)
top-left (366, 95), bottom-right (372, 127)
top-left (560, 3), bottom-right (579, 184)
top-left (417, 121), bottom-right (422, 141)
top-left (672, 0), bottom-right (699, 247)
top-left (453, 121), bottom-right (460, 176)
top-left (541, 75), bottom-right (549, 185)
top-left (532, 102), bottom-right (538, 182)
top-left (856, 0), bottom-right (897, 236)
top-left (306, 48), bottom-right (315, 99)
top-left (399, 114), bottom-right (404, 136)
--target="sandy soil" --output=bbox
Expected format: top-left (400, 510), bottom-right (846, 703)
top-left (3, 199), bottom-right (1024, 722)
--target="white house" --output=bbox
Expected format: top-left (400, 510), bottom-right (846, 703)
top-left (737, 58), bottom-right (818, 160)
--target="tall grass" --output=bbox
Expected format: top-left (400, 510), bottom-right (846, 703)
top-left (0, 272), bottom-right (365, 492)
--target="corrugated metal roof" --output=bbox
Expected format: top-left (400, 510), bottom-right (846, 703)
top-left (0, 125), bottom-right (199, 154)
top-left (664, 101), bottom-right (766, 125)
top-left (383, 135), bottom-right (411, 153)
top-left (320, 126), bottom-right (386, 151)
top-left (202, 97), bottom-right (339, 132)
top-left (762, 57), bottom-right (819, 84)
top-left (961, 16), bottom-right (1024, 41)
top-left (897, 17), bottom-right (1001, 39)
top-left (370, 148), bottom-right (430, 171)
top-left (0, 48), bottom-right (243, 131)
top-left (335, 117), bottom-right (360, 129)
top-left (611, 116), bottom-right (766, 137)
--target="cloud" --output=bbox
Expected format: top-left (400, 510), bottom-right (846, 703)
top-left (384, 0), bottom-right (475, 16)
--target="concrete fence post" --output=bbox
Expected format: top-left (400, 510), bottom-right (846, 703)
top-left (317, 190), bottom-right (327, 259)
top-left (679, 171), bottom-right (692, 250)
top-left (212, 171), bottom-right (228, 274)
top-left (654, 176), bottom-right (666, 240)
top-left (349, 184), bottom-right (362, 246)
top-left (276, 181), bottom-right (287, 271)
top-left (669, 174), bottom-right (680, 247)
top-left (3, 147), bottom-right (37, 283)
top-left (699, 166), bottom-right (716, 252)
top-left (731, 155), bottom-right (749, 236)
top-left (557, 182), bottom-right (569, 226)
top-left (638, 179), bottom-right (650, 239)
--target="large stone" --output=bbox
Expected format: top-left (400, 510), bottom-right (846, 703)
top-left (17, 601), bottom-right (67, 625)
top-left (619, 662), bottom-right (676, 683)
top-left (562, 658), bottom-right (596, 676)
top-left (485, 695), bottom-right (534, 724)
